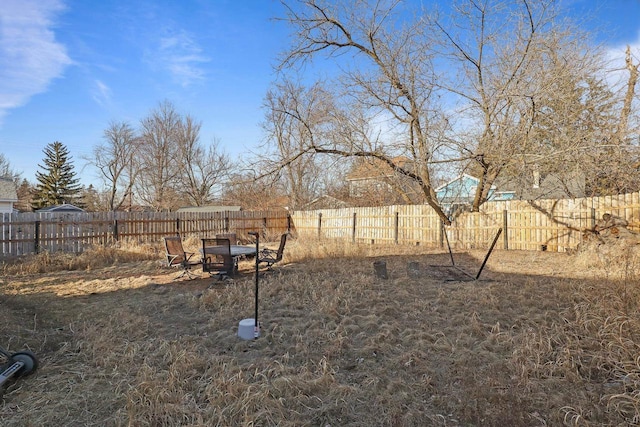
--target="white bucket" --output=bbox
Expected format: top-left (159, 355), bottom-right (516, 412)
top-left (238, 318), bottom-right (260, 340)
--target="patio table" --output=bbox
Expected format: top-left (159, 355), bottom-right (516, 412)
top-left (202, 244), bottom-right (257, 258)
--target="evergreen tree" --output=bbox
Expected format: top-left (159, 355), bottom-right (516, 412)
top-left (79, 184), bottom-right (103, 211)
top-left (15, 179), bottom-right (35, 212)
top-left (32, 142), bottom-right (82, 209)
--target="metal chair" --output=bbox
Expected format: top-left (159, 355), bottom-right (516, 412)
top-left (202, 238), bottom-right (235, 279)
top-left (215, 233), bottom-right (237, 245)
top-left (163, 235), bottom-right (201, 279)
top-left (258, 233), bottom-right (288, 270)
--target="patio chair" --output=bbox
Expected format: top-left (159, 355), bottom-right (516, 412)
top-left (202, 237), bottom-right (235, 279)
top-left (163, 235), bottom-right (201, 279)
top-left (215, 233), bottom-right (237, 245)
top-left (258, 233), bottom-right (288, 270)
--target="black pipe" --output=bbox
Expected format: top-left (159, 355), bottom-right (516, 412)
top-left (248, 231), bottom-right (260, 339)
top-left (475, 228), bottom-right (503, 280)
top-left (444, 224), bottom-right (455, 266)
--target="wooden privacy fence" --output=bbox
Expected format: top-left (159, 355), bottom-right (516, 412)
top-left (0, 210), bottom-right (291, 257)
top-left (4, 191), bottom-right (640, 257)
top-left (290, 191), bottom-right (640, 252)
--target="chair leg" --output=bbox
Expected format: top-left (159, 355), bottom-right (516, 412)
top-left (174, 268), bottom-right (197, 280)
top-left (210, 273), bottom-right (230, 281)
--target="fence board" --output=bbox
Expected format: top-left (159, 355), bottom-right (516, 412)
top-left (291, 190), bottom-right (640, 253)
top-left (0, 210), bottom-right (290, 257)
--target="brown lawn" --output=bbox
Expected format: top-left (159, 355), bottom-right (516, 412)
top-left (1, 238), bottom-right (639, 426)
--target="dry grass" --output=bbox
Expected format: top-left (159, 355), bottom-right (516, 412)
top-left (2, 236), bottom-right (640, 426)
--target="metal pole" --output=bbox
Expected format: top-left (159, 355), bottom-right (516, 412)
top-left (248, 231), bottom-right (260, 339)
top-left (352, 212), bottom-right (356, 243)
top-left (502, 210), bottom-right (508, 250)
top-left (34, 220), bottom-right (40, 254)
top-left (444, 224), bottom-right (455, 266)
top-left (394, 212), bottom-right (399, 244)
top-left (475, 228), bottom-right (503, 280)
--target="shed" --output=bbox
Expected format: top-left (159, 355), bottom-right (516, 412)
top-left (36, 204), bottom-right (86, 213)
top-left (176, 205), bottom-right (242, 213)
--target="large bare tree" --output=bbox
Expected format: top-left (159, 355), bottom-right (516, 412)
top-left (177, 115), bottom-right (231, 206)
top-left (278, 0), bottom-right (454, 221)
top-left (274, 0), bottom-right (637, 222)
top-left (135, 101), bottom-right (183, 211)
top-left (261, 79), bottom-right (335, 209)
top-left (429, 0), bottom-right (635, 207)
top-left (89, 121), bottom-right (139, 211)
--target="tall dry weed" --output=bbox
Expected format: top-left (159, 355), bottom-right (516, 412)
top-left (6, 236), bottom-right (640, 425)
top-left (0, 242), bottom-right (160, 275)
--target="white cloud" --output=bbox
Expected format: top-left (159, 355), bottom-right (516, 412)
top-left (603, 30), bottom-right (640, 91)
top-left (0, 0), bottom-right (72, 123)
top-left (92, 79), bottom-right (112, 107)
top-left (153, 30), bottom-right (210, 87)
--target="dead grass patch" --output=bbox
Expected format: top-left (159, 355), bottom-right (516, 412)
top-left (1, 238), bottom-right (640, 425)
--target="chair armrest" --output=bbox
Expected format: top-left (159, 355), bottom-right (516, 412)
top-left (258, 248), bottom-right (278, 262)
top-left (167, 254), bottom-right (181, 265)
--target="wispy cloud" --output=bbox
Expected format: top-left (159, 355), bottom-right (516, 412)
top-left (149, 29), bottom-right (210, 87)
top-left (91, 79), bottom-right (112, 107)
top-left (603, 31), bottom-right (640, 91)
top-left (0, 0), bottom-right (72, 124)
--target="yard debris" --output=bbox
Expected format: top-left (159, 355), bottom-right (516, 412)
top-left (580, 213), bottom-right (640, 250)
top-left (407, 261), bottom-right (422, 278)
top-left (373, 260), bottom-right (388, 279)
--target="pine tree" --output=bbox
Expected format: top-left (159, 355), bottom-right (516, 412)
top-left (32, 142), bottom-right (82, 209)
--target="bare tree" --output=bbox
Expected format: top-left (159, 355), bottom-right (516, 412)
top-left (0, 153), bottom-right (21, 181)
top-left (275, 0), bottom-right (638, 221)
top-left (177, 115), bottom-right (231, 206)
top-left (135, 100), bottom-right (183, 211)
top-left (278, 0), bottom-right (454, 221)
top-left (429, 0), bottom-right (629, 207)
top-left (586, 46), bottom-right (640, 195)
top-left (88, 121), bottom-right (139, 211)
top-left (221, 171), bottom-right (288, 210)
top-left (261, 79), bottom-right (333, 209)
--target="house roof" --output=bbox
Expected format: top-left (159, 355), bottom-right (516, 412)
top-left (302, 195), bottom-right (349, 210)
top-left (0, 177), bottom-right (18, 201)
top-left (435, 173), bottom-right (484, 192)
top-left (36, 204), bottom-right (85, 212)
top-left (346, 156), bottom-right (412, 181)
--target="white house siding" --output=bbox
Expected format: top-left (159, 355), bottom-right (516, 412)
top-left (0, 201), bottom-right (14, 214)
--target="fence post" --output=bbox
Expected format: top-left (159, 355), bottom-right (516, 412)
top-left (394, 212), bottom-right (399, 244)
top-left (503, 210), bottom-right (508, 250)
top-left (176, 217), bottom-right (181, 235)
top-left (439, 220), bottom-right (444, 248)
top-left (262, 217), bottom-right (267, 239)
top-left (318, 213), bottom-right (322, 238)
top-left (34, 220), bottom-right (40, 254)
top-left (225, 216), bottom-right (230, 232)
top-left (113, 219), bottom-right (119, 241)
top-left (287, 214), bottom-right (291, 233)
top-left (590, 207), bottom-right (596, 230)
top-left (352, 212), bottom-right (357, 243)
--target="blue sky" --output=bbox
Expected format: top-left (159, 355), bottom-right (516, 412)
top-left (1, 0), bottom-right (639, 188)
